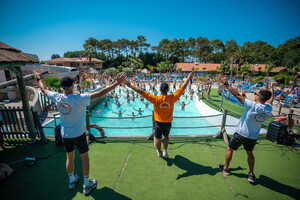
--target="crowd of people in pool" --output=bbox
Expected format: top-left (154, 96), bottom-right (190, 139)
top-left (90, 76), bottom-right (214, 116)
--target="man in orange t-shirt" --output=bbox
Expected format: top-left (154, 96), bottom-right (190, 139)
top-left (125, 72), bottom-right (193, 158)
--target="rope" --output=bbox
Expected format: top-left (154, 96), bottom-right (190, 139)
top-left (88, 115), bottom-right (152, 119)
top-left (98, 125), bottom-right (222, 129)
top-left (173, 114), bottom-right (223, 118)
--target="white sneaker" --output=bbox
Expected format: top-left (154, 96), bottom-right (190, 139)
top-left (68, 174), bottom-right (80, 190)
top-left (157, 151), bottom-right (162, 157)
top-left (162, 151), bottom-right (169, 158)
top-left (83, 179), bottom-right (97, 195)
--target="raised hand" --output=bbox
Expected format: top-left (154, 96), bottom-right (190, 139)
top-left (187, 71), bottom-right (194, 80)
top-left (116, 73), bottom-right (127, 84)
top-left (33, 70), bottom-right (41, 79)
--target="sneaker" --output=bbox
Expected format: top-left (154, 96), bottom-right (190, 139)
top-left (162, 151), bottom-right (169, 158)
top-left (68, 174), bottom-right (80, 190)
top-left (157, 151), bottom-right (162, 157)
top-left (83, 179), bottom-right (97, 195)
top-left (248, 173), bottom-right (256, 183)
top-left (218, 164), bottom-right (230, 176)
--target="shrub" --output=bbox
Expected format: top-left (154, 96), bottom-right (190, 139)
top-left (44, 77), bottom-right (61, 91)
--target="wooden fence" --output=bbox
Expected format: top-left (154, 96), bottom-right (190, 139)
top-left (0, 106), bottom-right (46, 143)
top-left (39, 92), bottom-right (57, 111)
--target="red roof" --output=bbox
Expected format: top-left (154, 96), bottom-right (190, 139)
top-left (175, 63), bottom-right (220, 71)
top-left (271, 67), bottom-right (287, 72)
top-left (46, 57), bottom-right (103, 63)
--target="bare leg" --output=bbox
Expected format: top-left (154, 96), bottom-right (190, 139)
top-left (246, 151), bottom-right (255, 175)
top-left (224, 146), bottom-right (233, 169)
top-left (66, 150), bottom-right (75, 174)
top-left (154, 137), bottom-right (162, 152)
top-left (80, 151), bottom-right (90, 176)
top-left (163, 136), bottom-right (169, 152)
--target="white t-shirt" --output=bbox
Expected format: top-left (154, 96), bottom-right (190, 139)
top-left (48, 92), bottom-right (91, 138)
top-left (235, 99), bottom-right (272, 139)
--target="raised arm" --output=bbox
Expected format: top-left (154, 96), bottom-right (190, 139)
top-left (90, 73), bottom-right (126, 100)
top-left (33, 71), bottom-right (50, 95)
top-left (124, 81), bottom-right (144, 94)
top-left (219, 77), bottom-right (245, 105)
top-left (181, 72), bottom-right (194, 89)
top-left (265, 83), bottom-right (274, 105)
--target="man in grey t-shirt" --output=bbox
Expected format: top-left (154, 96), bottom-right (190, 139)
top-left (34, 71), bottom-right (126, 195)
top-left (218, 77), bottom-right (273, 183)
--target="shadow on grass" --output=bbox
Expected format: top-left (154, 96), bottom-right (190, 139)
top-left (164, 155), bottom-right (244, 180)
top-left (88, 186), bottom-right (131, 200)
top-left (231, 173), bottom-right (300, 199)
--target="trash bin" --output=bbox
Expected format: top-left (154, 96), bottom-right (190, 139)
top-left (6, 86), bottom-right (17, 102)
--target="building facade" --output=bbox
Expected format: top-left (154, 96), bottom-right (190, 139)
top-left (45, 57), bottom-right (103, 72)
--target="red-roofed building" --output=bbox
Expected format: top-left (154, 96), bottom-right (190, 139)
top-left (45, 57), bottom-right (103, 72)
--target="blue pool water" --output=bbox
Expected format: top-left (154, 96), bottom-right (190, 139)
top-left (43, 86), bottom-right (220, 137)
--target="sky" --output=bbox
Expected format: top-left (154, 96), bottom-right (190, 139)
top-left (0, 0), bottom-right (299, 61)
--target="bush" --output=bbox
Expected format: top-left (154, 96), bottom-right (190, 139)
top-left (273, 74), bottom-right (292, 85)
top-left (44, 77), bottom-right (61, 91)
top-left (250, 76), bottom-right (264, 83)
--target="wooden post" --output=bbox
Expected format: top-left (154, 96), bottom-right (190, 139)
top-left (287, 109), bottom-right (294, 134)
top-left (213, 109), bottom-right (230, 145)
top-left (278, 103), bottom-right (282, 116)
top-left (32, 109), bottom-right (47, 144)
top-left (15, 66), bottom-right (36, 142)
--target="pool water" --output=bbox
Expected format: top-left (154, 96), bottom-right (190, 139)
top-left (43, 85), bottom-right (222, 137)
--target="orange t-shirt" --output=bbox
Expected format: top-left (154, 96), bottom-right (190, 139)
top-left (142, 88), bottom-right (184, 123)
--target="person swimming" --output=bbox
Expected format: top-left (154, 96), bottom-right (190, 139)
top-left (112, 110), bottom-right (127, 116)
top-left (178, 101), bottom-right (190, 111)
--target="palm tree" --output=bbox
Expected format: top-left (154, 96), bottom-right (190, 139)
top-left (178, 68), bottom-right (182, 76)
top-left (156, 62), bottom-right (165, 75)
top-left (83, 44), bottom-right (97, 69)
top-left (265, 62), bottom-right (275, 77)
top-left (258, 66), bottom-right (262, 76)
top-left (289, 66), bottom-right (300, 91)
top-left (240, 62), bottom-right (251, 78)
top-left (147, 65), bottom-right (155, 77)
top-left (233, 48), bottom-right (251, 72)
top-left (220, 60), bottom-right (230, 74)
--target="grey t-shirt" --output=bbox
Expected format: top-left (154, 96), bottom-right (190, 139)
top-left (48, 92), bottom-right (91, 138)
top-left (235, 99), bottom-right (272, 139)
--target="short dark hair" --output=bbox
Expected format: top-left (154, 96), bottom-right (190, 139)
top-left (258, 89), bottom-right (272, 103)
top-left (60, 76), bottom-right (74, 89)
top-left (160, 82), bottom-right (169, 92)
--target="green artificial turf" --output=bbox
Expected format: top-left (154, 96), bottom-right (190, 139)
top-left (0, 137), bottom-right (299, 200)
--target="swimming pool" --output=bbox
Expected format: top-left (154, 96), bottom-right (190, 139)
top-left (43, 85), bottom-right (254, 137)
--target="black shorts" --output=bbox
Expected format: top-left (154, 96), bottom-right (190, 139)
top-left (229, 132), bottom-right (257, 151)
top-left (153, 121), bottom-right (172, 139)
top-left (63, 133), bottom-right (89, 154)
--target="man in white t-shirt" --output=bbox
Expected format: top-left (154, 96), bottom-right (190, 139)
top-left (218, 77), bottom-right (274, 183)
top-left (34, 71), bottom-right (126, 195)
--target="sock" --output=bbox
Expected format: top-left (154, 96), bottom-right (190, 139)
top-left (84, 175), bottom-right (89, 186)
top-left (68, 173), bottom-right (75, 183)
